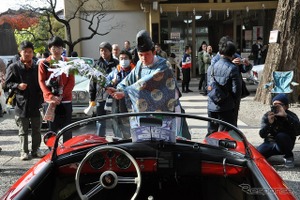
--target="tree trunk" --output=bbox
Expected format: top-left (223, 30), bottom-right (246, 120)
top-left (254, 0), bottom-right (300, 104)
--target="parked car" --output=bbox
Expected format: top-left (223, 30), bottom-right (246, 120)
top-left (68, 57), bottom-right (95, 120)
top-left (1, 112), bottom-right (296, 200)
top-left (251, 64), bottom-right (264, 83)
top-left (242, 64), bottom-right (264, 85)
top-left (0, 55), bottom-right (15, 66)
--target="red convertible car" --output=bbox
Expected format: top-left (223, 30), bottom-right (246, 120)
top-left (1, 112), bottom-right (296, 200)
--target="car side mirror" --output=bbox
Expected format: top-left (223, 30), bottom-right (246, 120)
top-left (219, 139), bottom-right (237, 149)
top-left (43, 131), bottom-right (57, 148)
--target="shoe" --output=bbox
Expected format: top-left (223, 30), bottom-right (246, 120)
top-left (182, 90), bottom-right (188, 93)
top-left (284, 157), bottom-right (294, 168)
top-left (20, 152), bottom-right (29, 160)
top-left (31, 149), bottom-right (45, 158)
top-left (186, 89), bottom-right (193, 92)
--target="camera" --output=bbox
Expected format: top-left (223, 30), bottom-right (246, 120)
top-left (241, 58), bottom-right (246, 65)
top-left (46, 79), bottom-right (60, 95)
top-left (270, 105), bottom-right (278, 113)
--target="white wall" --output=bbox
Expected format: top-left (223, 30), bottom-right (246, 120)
top-left (80, 11), bottom-right (146, 59)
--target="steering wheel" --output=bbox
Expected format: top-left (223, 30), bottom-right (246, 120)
top-left (75, 146), bottom-right (142, 200)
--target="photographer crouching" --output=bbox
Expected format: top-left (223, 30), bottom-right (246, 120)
top-left (257, 93), bottom-right (300, 168)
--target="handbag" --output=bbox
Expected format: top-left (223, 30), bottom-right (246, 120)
top-left (207, 68), bottom-right (229, 104)
top-left (241, 79), bottom-right (250, 98)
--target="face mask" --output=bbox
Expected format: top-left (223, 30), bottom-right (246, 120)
top-left (120, 59), bottom-right (130, 68)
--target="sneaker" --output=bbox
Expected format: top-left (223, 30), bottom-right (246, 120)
top-left (31, 149), bottom-right (45, 158)
top-left (20, 152), bottom-right (29, 160)
top-left (284, 157), bottom-right (295, 168)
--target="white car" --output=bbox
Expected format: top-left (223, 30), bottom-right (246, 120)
top-left (242, 64), bottom-right (264, 84)
top-left (0, 55), bottom-right (15, 66)
top-left (69, 57), bottom-right (95, 120)
top-left (251, 64), bottom-right (264, 83)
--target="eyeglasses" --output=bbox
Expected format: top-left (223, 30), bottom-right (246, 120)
top-left (51, 46), bottom-right (63, 51)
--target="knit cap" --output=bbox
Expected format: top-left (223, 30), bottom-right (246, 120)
top-left (272, 93), bottom-right (289, 105)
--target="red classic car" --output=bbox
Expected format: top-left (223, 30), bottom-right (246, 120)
top-left (1, 112), bottom-right (296, 200)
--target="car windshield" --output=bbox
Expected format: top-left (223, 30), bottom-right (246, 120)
top-left (51, 112), bottom-right (249, 157)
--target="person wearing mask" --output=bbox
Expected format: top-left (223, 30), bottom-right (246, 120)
top-left (206, 41), bottom-right (242, 134)
top-left (105, 50), bottom-right (135, 138)
top-left (105, 50), bottom-right (135, 113)
top-left (181, 45), bottom-right (193, 93)
top-left (89, 42), bottom-right (119, 136)
top-left (5, 41), bottom-right (44, 160)
top-left (38, 36), bottom-right (75, 143)
top-left (257, 94), bottom-right (300, 168)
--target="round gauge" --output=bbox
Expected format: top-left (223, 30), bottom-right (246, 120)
top-left (107, 150), bottom-right (115, 158)
top-left (116, 154), bottom-right (131, 169)
top-left (89, 153), bottom-right (105, 169)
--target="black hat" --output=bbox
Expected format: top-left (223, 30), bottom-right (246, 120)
top-left (99, 42), bottom-right (112, 52)
top-left (272, 93), bottom-right (289, 105)
top-left (136, 30), bottom-right (154, 52)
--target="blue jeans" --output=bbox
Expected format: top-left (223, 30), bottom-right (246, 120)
top-left (257, 132), bottom-right (296, 159)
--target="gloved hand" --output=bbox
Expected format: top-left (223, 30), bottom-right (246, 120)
top-left (90, 101), bottom-right (96, 107)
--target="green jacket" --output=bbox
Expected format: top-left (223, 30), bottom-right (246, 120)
top-left (197, 51), bottom-right (205, 74)
top-left (203, 52), bottom-right (214, 73)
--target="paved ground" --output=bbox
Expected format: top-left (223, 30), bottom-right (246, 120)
top-left (0, 78), bottom-right (300, 198)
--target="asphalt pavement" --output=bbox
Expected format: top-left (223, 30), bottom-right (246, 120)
top-left (0, 78), bottom-right (299, 198)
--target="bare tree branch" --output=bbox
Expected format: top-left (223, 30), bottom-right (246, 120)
top-left (22, 0), bottom-right (119, 56)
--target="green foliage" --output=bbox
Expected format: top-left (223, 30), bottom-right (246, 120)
top-left (14, 15), bottom-right (64, 54)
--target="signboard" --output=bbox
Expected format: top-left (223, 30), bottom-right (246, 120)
top-left (164, 40), bottom-right (185, 44)
top-left (269, 30), bottom-right (280, 43)
top-left (244, 30), bottom-right (252, 41)
top-left (170, 32), bottom-right (180, 40)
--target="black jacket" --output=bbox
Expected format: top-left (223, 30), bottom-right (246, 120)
top-left (89, 56), bottom-right (119, 102)
top-left (5, 60), bottom-right (43, 117)
top-left (259, 110), bottom-right (300, 141)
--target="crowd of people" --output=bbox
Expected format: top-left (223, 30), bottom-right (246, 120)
top-left (0, 31), bottom-right (298, 168)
